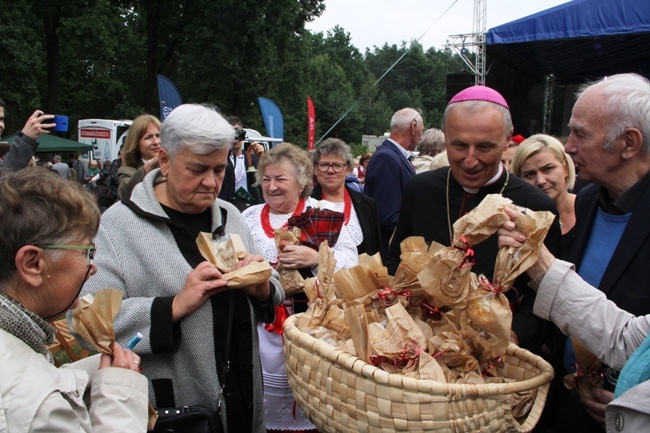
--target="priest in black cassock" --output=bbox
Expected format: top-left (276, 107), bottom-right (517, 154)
top-left (387, 85), bottom-right (561, 355)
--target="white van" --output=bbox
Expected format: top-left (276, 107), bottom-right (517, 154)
top-left (78, 119), bottom-right (132, 164)
top-left (243, 128), bottom-right (283, 151)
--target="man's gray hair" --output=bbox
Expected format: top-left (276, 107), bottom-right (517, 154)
top-left (390, 108), bottom-right (422, 132)
top-left (578, 73), bottom-right (650, 153)
top-left (443, 100), bottom-right (513, 135)
top-left (53, 155), bottom-right (62, 163)
top-left (161, 104), bottom-right (235, 158)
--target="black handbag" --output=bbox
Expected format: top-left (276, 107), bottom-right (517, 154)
top-left (149, 296), bottom-right (234, 433)
top-left (150, 405), bottom-right (223, 433)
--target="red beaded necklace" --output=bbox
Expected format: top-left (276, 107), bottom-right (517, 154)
top-left (322, 188), bottom-right (352, 225)
top-left (261, 198), bottom-right (306, 238)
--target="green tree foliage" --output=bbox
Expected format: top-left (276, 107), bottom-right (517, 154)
top-left (0, 0), bottom-right (465, 149)
top-left (0, 0), bottom-right (47, 133)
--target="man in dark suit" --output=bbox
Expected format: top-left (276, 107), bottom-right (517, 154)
top-left (545, 73), bottom-right (650, 433)
top-left (364, 107), bottom-right (422, 262)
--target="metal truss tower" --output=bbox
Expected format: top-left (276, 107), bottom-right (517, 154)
top-left (446, 0), bottom-right (487, 85)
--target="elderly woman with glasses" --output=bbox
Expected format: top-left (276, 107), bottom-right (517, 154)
top-left (71, 104), bottom-right (284, 433)
top-left (241, 142), bottom-right (358, 432)
top-left (311, 138), bottom-right (382, 256)
top-left (0, 168), bottom-right (147, 432)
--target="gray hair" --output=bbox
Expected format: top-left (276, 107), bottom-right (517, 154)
top-left (160, 104), bottom-right (235, 158)
top-left (53, 155), bottom-right (62, 163)
top-left (312, 138), bottom-right (355, 169)
top-left (0, 169), bottom-right (100, 284)
top-left (256, 143), bottom-right (314, 198)
top-left (443, 100), bottom-right (513, 136)
top-left (577, 73), bottom-right (650, 153)
top-left (390, 108), bottom-right (422, 132)
top-left (418, 128), bottom-right (445, 156)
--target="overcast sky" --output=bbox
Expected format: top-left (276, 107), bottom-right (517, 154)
top-left (306, 0), bottom-right (570, 51)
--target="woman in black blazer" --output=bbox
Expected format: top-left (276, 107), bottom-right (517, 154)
top-left (311, 138), bottom-right (382, 256)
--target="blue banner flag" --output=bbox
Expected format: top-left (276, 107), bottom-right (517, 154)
top-left (257, 97), bottom-right (284, 140)
top-left (157, 75), bottom-right (183, 121)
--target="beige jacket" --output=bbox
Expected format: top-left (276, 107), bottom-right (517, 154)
top-left (411, 154), bottom-right (437, 174)
top-left (0, 329), bottom-right (148, 433)
top-left (116, 164), bottom-right (139, 199)
top-left (534, 260), bottom-right (650, 433)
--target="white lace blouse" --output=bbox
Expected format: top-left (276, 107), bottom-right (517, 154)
top-left (242, 197), bottom-right (359, 273)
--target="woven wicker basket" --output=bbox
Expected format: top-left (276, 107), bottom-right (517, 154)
top-left (283, 314), bottom-right (554, 433)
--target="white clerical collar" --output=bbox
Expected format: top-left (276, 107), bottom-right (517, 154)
top-left (462, 164), bottom-right (504, 194)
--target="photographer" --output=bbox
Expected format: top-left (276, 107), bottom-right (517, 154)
top-left (218, 116), bottom-right (264, 211)
top-left (0, 99), bottom-right (55, 172)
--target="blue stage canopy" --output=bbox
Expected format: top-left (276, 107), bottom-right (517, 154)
top-left (485, 0), bottom-right (650, 84)
top-left (487, 0), bottom-right (650, 45)
top-left (482, 0), bottom-right (650, 137)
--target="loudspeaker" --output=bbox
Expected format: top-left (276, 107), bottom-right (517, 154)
top-left (446, 72), bottom-right (475, 103)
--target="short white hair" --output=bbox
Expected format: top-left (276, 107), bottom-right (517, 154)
top-left (161, 104), bottom-right (235, 158)
top-left (577, 73), bottom-right (650, 153)
top-left (390, 108), bottom-right (422, 132)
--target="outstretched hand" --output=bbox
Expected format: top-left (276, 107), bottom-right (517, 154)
top-left (497, 207), bottom-right (528, 249)
top-left (21, 110), bottom-right (55, 140)
top-left (497, 206), bottom-right (555, 283)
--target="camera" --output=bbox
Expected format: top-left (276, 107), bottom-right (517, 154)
top-left (234, 127), bottom-right (246, 141)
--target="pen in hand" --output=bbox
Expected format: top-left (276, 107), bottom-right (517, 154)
top-left (125, 332), bottom-right (143, 350)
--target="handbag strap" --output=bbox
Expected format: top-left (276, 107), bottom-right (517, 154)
top-left (217, 293), bottom-right (235, 411)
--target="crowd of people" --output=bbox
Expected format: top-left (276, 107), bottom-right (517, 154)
top-left (1, 72), bottom-right (650, 433)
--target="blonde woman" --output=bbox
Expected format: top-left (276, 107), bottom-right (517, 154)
top-left (117, 114), bottom-right (162, 198)
top-left (512, 133), bottom-right (576, 258)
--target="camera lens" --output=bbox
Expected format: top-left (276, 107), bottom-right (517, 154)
top-left (234, 127), bottom-right (246, 141)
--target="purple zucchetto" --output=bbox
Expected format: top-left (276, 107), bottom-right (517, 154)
top-left (448, 85), bottom-right (509, 110)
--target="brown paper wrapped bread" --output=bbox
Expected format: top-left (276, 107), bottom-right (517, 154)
top-left (274, 228), bottom-right (306, 296)
top-left (70, 288), bottom-right (123, 354)
top-left (493, 205), bottom-right (555, 292)
top-left (466, 274), bottom-right (513, 342)
top-left (196, 232), bottom-right (273, 288)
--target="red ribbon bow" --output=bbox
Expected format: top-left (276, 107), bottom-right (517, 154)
top-left (481, 356), bottom-right (503, 377)
top-left (421, 301), bottom-right (448, 320)
top-left (479, 277), bottom-right (503, 294)
top-left (377, 286), bottom-right (411, 307)
top-left (265, 305), bottom-right (290, 335)
top-left (454, 235), bottom-right (475, 268)
top-left (370, 341), bottom-right (423, 369)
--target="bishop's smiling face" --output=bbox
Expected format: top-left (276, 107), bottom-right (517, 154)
top-left (444, 104), bottom-right (510, 189)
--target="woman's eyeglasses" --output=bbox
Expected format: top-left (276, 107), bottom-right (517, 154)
top-left (316, 162), bottom-right (346, 173)
top-left (39, 243), bottom-right (96, 264)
